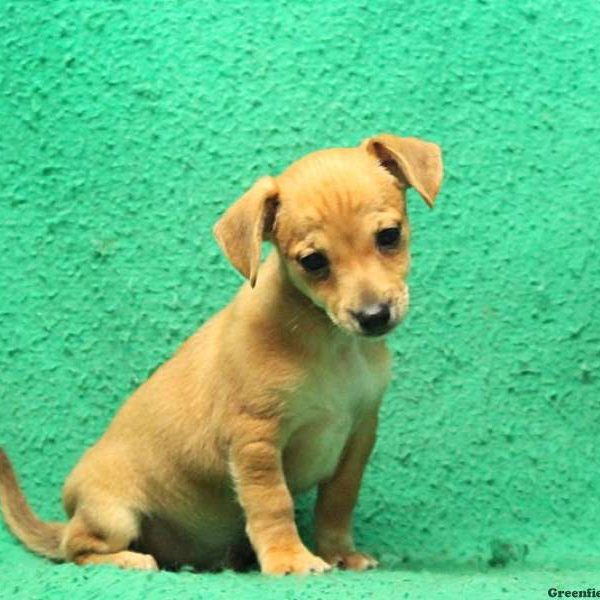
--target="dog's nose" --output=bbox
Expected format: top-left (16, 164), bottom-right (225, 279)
top-left (352, 303), bottom-right (392, 336)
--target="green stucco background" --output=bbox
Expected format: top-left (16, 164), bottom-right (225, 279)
top-left (1, 1), bottom-right (599, 598)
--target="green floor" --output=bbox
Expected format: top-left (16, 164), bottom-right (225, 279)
top-left (2, 542), bottom-right (599, 600)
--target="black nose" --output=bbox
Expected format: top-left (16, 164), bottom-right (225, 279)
top-left (352, 303), bottom-right (391, 336)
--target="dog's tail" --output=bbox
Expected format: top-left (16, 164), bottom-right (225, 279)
top-left (0, 448), bottom-right (65, 560)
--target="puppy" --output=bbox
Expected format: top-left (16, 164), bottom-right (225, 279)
top-left (0, 134), bottom-right (443, 575)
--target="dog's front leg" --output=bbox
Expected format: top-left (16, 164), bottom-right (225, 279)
top-left (230, 433), bottom-right (331, 575)
top-left (314, 411), bottom-right (379, 571)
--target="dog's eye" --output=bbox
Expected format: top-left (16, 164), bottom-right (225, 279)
top-left (376, 227), bottom-right (401, 251)
top-left (299, 252), bottom-right (329, 275)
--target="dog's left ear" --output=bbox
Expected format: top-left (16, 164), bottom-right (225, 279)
top-left (362, 134), bottom-right (443, 207)
top-left (213, 176), bottom-right (279, 287)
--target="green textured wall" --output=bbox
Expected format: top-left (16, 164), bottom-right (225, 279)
top-left (1, 1), bottom-right (599, 598)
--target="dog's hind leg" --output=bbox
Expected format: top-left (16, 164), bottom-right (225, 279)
top-left (62, 499), bottom-right (158, 571)
top-left (75, 550), bottom-right (158, 570)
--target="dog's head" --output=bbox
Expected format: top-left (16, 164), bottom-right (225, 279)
top-left (214, 134), bottom-right (443, 337)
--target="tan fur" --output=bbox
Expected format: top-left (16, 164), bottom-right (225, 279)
top-left (0, 449), bottom-right (65, 560)
top-left (0, 134), bottom-right (443, 574)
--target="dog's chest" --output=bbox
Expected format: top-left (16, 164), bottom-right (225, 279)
top-left (281, 342), bottom-right (390, 493)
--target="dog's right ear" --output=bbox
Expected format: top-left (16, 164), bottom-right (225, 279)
top-left (213, 176), bottom-right (279, 287)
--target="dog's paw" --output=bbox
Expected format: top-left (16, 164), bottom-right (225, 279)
top-left (323, 551), bottom-right (378, 571)
top-left (261, 546), bottom-right (332, 576)
top-left (112, 551), bottom-right (159, 571)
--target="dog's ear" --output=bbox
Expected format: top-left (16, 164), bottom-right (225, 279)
top-left (213, 176), bottom-right (279, 287)
top-left (363, 134), bottom-right (443, 207)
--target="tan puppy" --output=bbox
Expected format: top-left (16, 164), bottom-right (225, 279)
top-left (0, 134), bottom-right (443, 575)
